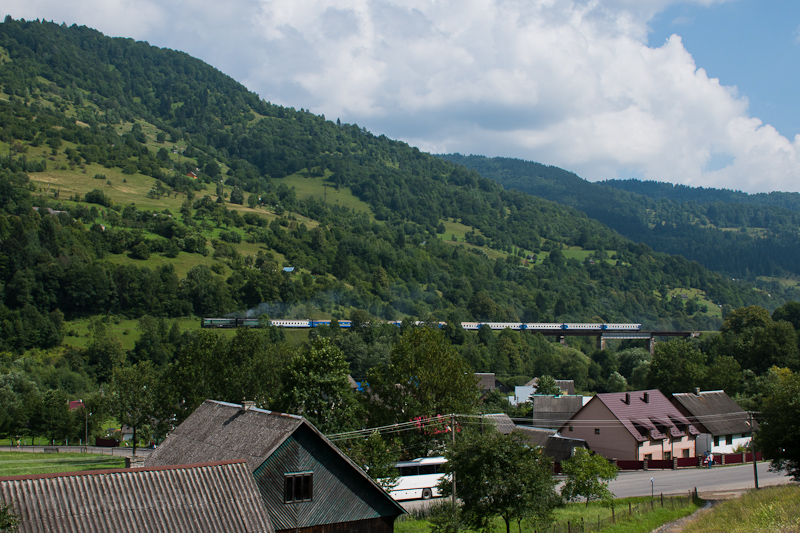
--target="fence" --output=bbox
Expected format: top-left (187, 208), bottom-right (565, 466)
top-left (708, 451), bottom-right (761, 466)
top-left (541, 492), bottom-right (696, 533)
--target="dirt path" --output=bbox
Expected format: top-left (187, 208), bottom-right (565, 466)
top-left (651, 490), bottom-right (745, 532)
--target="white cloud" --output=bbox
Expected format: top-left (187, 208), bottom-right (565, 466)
top-left (4, 0), bottom-right (799, 193)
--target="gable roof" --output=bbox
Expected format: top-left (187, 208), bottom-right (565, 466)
top-left (0, 461), bottom-right (273, 533)
top-left (147, 400), bottom-right (304, 473)
top-left (584, 390), bottom-right (700, 443)
top-left (670, 390), bottom-right (753, 436)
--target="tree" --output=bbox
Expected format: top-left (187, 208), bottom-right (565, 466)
top-left (39, 389), bottom-right (71, 445)
top-left (0, 500), bottom-right (21, 533)
top-left (533, 375), bottom-right (562, 396)
top-left (754, 368), bottom-right (800, 480)
top-left (646, 339), bottom-right (707, 394)
top-left (229, 186), bottom-right (244, 205)
top-left (368, 327), bottom-right (480, 425)
top-left (85, 319), bottom-right (126, 383)
top-left (717, 306), bottom-right (800, 374)
top-left (109, 361), bottom-right (161, 455)
top-left (560, 447), bottom-right (619, 506)
top-left (278, 337), bottom-right (359, 433)
top-left (440, 430), bottom-right (558, 533)
top-left (343, 431), bottom-right (400, 491)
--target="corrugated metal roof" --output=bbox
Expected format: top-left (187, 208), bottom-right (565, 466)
top-left (0, 461), bottom-right (274, 533)
top-left (590, 390), bottom-right (699, 442)
top-left (482, 413), bottom-right (516, 434)
top-left (670, 390), bottom-right (753, 436)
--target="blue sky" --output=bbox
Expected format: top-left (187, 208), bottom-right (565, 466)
top-left (4, 0), bottom-right (800, 193)
top-left (649, 0), bottom-right (800, 140)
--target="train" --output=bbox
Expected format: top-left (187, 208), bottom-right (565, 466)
top-left (201, 317), bottom-right (642, 331)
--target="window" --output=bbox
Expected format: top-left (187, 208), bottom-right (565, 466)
top-left (568, 425), bottom-right (573, 432)
top-left (713, 436), bottom-right (719, 447)
top-left (644, 454), bottom-right (652, 461)
top-left (683, 449), bottom-right (690, 458)
top-left (594, 428), bottom-right (600, 434)
top-left (664, 451), bottom-right (671, 460)
top-left (284, 473), bottom-right (313, 503)
top-left (726, 435), bottom-right (732, 445)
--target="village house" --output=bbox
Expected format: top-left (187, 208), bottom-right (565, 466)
top-left (669, 389), bottom-right (755, 456)
top-left (145, 400), bottom-right (405, 533)
top-left (560, 389), bottom-right (700, 461)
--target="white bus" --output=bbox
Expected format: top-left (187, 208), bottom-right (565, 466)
top-left (384, 456), bottom-right (448, 501)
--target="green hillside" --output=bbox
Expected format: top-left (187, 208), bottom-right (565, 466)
top-left (2, 18), bottom-right (800, 460)
top-left (439, 154), bottom-right (800, 283)
top-left (0, 18), bottom-right (787, 341)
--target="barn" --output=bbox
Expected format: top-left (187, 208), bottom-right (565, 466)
top-left (146, 400), bottom-right (405, 533)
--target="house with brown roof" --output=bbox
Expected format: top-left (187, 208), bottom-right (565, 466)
top-left (475, 373), bottom-right (512, 397)
top-left (560, 390), bottom-right (700, 461)
top-left (669, 389), bottom-right (755, 456)
top-left (146, 400), bottom-right (405, 533)
top-left (0, 461), bottom-right (273, 533)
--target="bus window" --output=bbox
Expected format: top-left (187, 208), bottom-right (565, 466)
top-left (399, 466), bottom-right (418, 477)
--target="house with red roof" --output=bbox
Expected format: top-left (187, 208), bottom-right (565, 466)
top-left (560, 389), bottom-right (700, 461)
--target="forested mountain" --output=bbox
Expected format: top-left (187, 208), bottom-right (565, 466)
top-left (0, 16), bottom-right (793, 352)
top-left (2, 18), bottom-right (800, 452)
top-left (439, 154), bottom-right (800, 281)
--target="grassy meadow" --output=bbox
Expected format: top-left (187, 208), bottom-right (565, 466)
top-left (0, 451), bottom-right (126, 477)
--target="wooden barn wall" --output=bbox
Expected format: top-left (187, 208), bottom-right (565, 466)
top-left (275, 516), bottom-right (395, 533)
top-left (253, 425), bottom-right (401, 531)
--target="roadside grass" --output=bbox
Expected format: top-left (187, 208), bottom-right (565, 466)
top-left (681, 485), bottom-right (800, 533)
top-left (396, 495), bottom-right (700, 533)
top-left (0, 451), bottom-right (126, 477)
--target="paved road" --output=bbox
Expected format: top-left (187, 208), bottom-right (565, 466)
top-left (608, 462), bottom-right (792, 498)
top-left (402, 462), bottom-right (795, 512)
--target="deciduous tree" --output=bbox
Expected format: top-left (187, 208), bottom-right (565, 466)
top-left (754, 368), bottom-right (800, 480)
top-left (560, 447), bottom-right (619, 506)
top-left (440, 430), bottom-right (558, 533)
top-left (647, 339), bottom-right (707, 394)
top-left (109, 361), bottom-right (161, 454)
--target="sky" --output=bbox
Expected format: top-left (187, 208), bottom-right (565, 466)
top-left (4, 0), bottom-right (800, 194)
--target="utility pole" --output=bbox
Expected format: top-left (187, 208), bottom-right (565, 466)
top-left (451, 413), bottom-right (456, 508)
top-left (749, 411), bottom-right (759, 489)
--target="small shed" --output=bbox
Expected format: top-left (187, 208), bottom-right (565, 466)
top-left (146, 400), bottom-right (405, 533)
top-left (513, 426), bottom-right (589, 462)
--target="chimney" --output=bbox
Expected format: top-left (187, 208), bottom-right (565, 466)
top-left (242, 401), bottom-right (255, 411)
top-left (624, 392), bottom-right (630, 405)
top-left (694, 387), bottom-right (700, 396)
top-left (643, 392), bottom-right (649, 404)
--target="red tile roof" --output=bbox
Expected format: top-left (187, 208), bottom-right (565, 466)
top-left (592, 389), bottom-right (699, 442)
